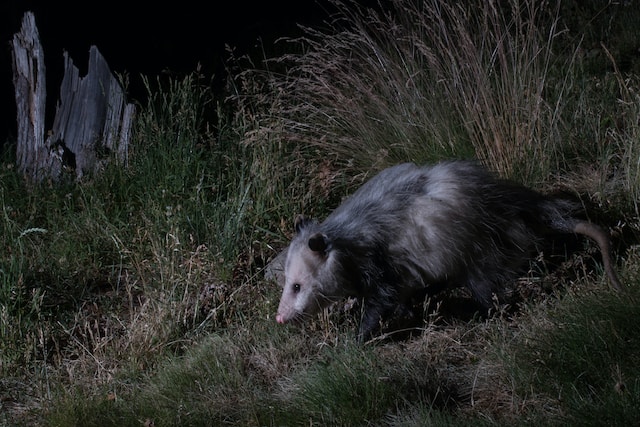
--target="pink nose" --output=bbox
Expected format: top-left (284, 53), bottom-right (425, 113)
top-left (276, 314), bottom-right (284, 324)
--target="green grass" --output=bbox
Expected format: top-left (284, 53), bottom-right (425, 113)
top-left (501, 263), bottom-right (640, 425)
top-left (1, 0), bottom-right (639, 425)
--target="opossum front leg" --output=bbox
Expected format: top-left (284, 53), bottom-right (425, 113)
top-left (357, 296), bottom-right (397, 342)
top-left (358, 301), bottom-right (383, 342)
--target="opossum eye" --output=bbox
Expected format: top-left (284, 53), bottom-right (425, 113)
top-left (292, 283), bottom-right (301, 293)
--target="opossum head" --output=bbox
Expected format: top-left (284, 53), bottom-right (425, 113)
top-left (276, 216), bottom-right (344, 325)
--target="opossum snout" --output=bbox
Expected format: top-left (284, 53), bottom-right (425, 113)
top-left (276, 308), bottom-right (299, 324)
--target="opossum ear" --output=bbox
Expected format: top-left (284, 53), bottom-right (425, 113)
top-left (308, 232), bottom-right (330, 253)
top-left (294, 215), bottom-right (313, 233)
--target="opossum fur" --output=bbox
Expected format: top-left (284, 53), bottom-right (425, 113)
top-left (275, 161), bottom-right (622, 341)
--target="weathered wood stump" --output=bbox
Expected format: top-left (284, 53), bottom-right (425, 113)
top-left (11, 11), bottom-right (135, 182)
top-left (11, 12), bottom-right (49, 181)
top-left (48, 46), bottom-right (135, 178)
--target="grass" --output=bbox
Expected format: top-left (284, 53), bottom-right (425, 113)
top-left (236, 0), bottom-right (577, 182)
top-left (1, 0), bottom-right (640, 425)
top-left (499, 259), bottom-right (640, 425)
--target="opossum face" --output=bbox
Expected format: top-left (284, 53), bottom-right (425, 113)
top-left (276, 218), bottom-right (339, 325)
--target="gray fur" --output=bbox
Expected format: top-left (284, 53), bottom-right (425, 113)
top-left (275, 161), bottom-right (622, 341)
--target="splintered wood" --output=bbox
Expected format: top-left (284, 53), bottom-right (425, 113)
top-left (11, 11), bottom-right (135, 182)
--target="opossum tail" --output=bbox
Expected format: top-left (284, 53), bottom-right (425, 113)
top-left (573, 221), bottom-right (623, 291)
top-left (538, 198), bottom-right (622, 291)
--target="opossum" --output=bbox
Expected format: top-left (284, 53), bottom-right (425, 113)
top-left (275, 161), bottom-right (622, 341)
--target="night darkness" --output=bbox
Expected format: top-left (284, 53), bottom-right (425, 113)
top-left (0, 0), bottom-right (338, 145)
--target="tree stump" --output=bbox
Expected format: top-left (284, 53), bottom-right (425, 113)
top-left (48, 46), bottom-right (135, 178)
top-left (11, 11), bottom-right (135, 182)
top-left (11, 12), bottom-right (49, 181)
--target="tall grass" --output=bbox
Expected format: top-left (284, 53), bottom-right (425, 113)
top-left (0, 71), bottom-right (277, 423)
top-left (606, 71), bottom-right (640, 216)
top-left (236, 0), bottom-right (578, 183)
top-left (0, 182), bottom-right (48, 372)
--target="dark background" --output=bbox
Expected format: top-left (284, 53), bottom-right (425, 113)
top-left (0, 0), bottom-right (347, 145)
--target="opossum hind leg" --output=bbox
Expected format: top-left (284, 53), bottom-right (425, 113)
top-left (466, 276), bottom-right (497, 310)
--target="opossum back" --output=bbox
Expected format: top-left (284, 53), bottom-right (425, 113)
top-left (322, 162), bottom-right (481, 240)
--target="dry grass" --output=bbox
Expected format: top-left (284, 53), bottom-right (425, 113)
top-left (235, 0), bottom-right (578, 184)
